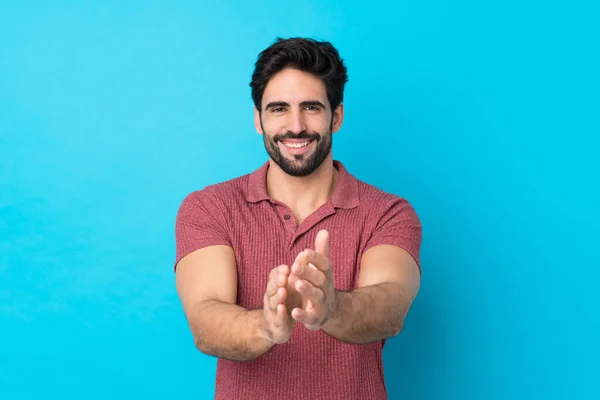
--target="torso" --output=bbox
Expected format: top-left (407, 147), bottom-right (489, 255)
top-left (175, 160), bottom-right (422, 400)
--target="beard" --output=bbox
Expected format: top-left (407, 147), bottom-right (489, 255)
top-left (261, 120), bottom-right (332, 177)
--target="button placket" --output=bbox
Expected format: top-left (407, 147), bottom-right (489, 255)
top-left (277, 206), bottom-right (296, 235)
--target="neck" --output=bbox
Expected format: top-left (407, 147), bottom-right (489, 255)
top-left (266, 155), bottom-right (338, 215)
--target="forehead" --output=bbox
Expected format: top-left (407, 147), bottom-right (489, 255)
top-left (262, 68), bottom-right (328, 106)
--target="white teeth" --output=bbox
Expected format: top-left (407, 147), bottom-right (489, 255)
top-left (284, 141), bottom-right (310, 148)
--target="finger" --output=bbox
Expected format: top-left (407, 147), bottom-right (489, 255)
top-left (291, 250), bottom-right (309, 274)
top-left (292, 263), bottom-right (326, 289)
top-left (278, 264), bottom-right (290, 286)
top-left (269, 287), bottom-right (286, 310)
top-left (278, 271), bottom-right (288, 288)
top-left (315, 229), bottom-right (330, 258)
top-left (295, 279), bottom-right (325, 304)
top-left (274, 303), bottom-right (288, 328)
top-left (278, 264), bottom-right (290, 276)
top-left (291, 307), bottom-right (320, 328)
top-left (292, 250), bottom-right (323, 274)
top-left (303, 249), bottom-right (330, 273)
top-left (266, 266), bottom-right (285, 297)
top-left (266, 265), bottom-right (289, 298)
top-left (265, 274), bottom-right (280, 297)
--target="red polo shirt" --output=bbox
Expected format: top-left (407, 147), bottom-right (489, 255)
top-left (175, 160), bottom-right (422, 400)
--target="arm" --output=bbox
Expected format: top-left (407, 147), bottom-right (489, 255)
top-left (323, 244), bottom-right (420, 344)
top-left (290, 230), bottom-right (421, 344)
top-left (175, 245), bottom-right (295, 361)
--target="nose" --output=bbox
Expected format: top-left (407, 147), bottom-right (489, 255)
top-left (287, 108), bottom-right (307, 134)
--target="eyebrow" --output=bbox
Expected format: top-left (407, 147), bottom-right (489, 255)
top-left (300, 100), bottom-right (326, 109)
top-left (264, 101), bottom-right (289, 110)
top-left (264, 100), bottom-right (326, 111)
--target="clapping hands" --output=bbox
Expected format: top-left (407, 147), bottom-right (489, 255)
top-left (261, 229), bottom-right (337, 344)
top-left (287, 229), bottom-right (338, 330)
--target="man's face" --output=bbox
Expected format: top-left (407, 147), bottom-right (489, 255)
top-left (254, 68), bottom-right (343, 177)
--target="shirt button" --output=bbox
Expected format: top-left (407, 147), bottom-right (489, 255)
top-left (284, 214), bottom-right (291, 220)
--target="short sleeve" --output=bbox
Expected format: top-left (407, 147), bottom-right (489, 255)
top-left (363, 197), bottom-right (423, 274)
top-left (174, 189), bottom-right (232, 271)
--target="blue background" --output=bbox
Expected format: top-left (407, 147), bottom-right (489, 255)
top-left (1, 1), bottom-right (598, 399)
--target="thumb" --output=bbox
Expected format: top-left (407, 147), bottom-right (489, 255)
top-left (315, 229), bottom-right (330, 258)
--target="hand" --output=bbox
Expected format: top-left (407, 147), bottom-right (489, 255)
top-left (289, 230), bottom-right (338, 331)
top-left (261, 264), bottom-right (294, 344)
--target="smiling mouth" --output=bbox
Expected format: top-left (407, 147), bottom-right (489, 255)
top-left (280, 140), bottom-right (313, 148)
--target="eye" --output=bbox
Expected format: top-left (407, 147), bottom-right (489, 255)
top-left (271, 107), bottom-right (285, 113)
top-left (304, 105), bottom-right (320, 112)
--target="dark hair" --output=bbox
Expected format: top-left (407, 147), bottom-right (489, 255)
top-left (250, 37), bottom-right (348, 112)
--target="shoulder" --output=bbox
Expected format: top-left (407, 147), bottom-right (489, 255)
top-left (353, 179), bottom-right (423, 267)
top-left (183, 171), bottom-right (251, 202)
top-left (177, 172), bottom-right (251, 214)
top-left (357, 179), bottom-right (415, 212)
top-left (352, 179), bottom-right (422, 235)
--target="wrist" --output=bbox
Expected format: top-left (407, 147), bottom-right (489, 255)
top-left (322, 289), bottom-right (340, 330)
top-left (254, 310), bottom-right (277, 348)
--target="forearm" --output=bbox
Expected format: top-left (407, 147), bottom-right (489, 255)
top-left (322, 282), bottom-right (411, 344)
top-left (190, 299), bottom-right (273, 361)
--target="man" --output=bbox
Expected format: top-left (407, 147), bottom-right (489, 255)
top-left (174, 37), bottom-right (422, 400)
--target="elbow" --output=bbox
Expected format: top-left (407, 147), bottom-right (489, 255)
top-left (392, 323), bottom-right (404, 337)
top-left (389, 303), bottom-right (411, 337)
top-left (389, 318), bottom-right (405, 338)
top-left (193, 335), bottom-right (205, 353)
top-left (193, 332), bottom-right (211, 355)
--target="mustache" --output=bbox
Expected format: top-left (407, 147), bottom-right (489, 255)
top-left (274, 131), bottom-right (320, 142)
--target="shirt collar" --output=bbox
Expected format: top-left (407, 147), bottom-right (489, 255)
top-left (246, 160), bottom-right (359, 209)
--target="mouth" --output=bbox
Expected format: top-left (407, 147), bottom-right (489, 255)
top-left (279, 139), bottom-right (316, 155)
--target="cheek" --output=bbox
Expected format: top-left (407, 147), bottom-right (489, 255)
top-left (261, 118), bottom-right (286, 135)
top-left (307, 116), bottom-right (331, 132)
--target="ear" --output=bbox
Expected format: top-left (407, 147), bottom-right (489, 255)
top-left (254, 107), bottom-right (264, 135)
top-left (331, 103), bottom-right (344, 133)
